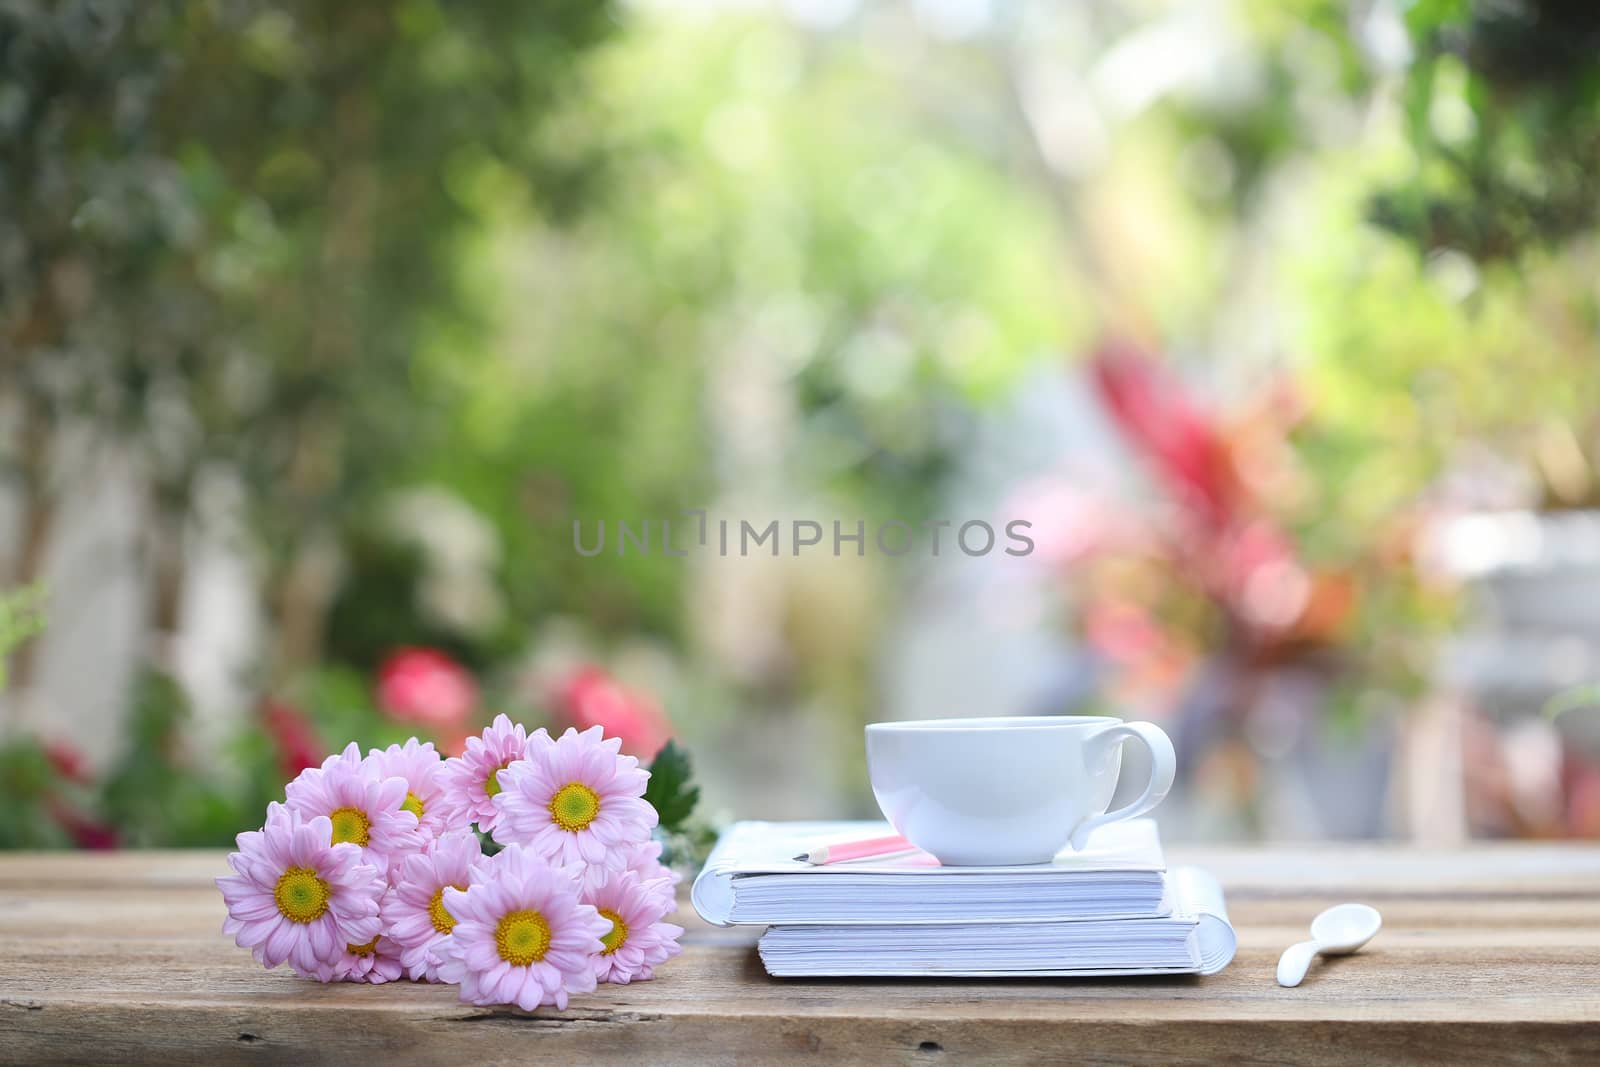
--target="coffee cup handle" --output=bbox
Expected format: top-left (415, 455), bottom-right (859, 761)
top-left (1068, 721), bottom-right (1176, 851)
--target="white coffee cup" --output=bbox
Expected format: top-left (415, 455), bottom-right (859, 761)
top-left (865, 715), bottom-right (1176, 866)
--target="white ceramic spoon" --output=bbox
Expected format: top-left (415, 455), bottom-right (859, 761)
top-left (1276, 903), bottom-right (1382, 988)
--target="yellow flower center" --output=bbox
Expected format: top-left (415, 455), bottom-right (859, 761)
top-left (329, 806), bottom-right (371, 846)
top-left (494, 909), bottom-right (551, 966)
top-left (428, 885), bottom-right (464, 936)
top-left (347, 937), bottom-right (378, 957)
top-left (549, 782), bottom-right (601, 832)
top-left (402, 791), bottom-right (425, 819)
top-left (274, 866), bottom-right (330, 923)
top-left (598, 908), bottom-right (628, 956)
top-left (484, 762), bottom-right (512, 798)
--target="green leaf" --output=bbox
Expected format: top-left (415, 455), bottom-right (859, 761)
top-left (0, 584), bottom-right (48, 694)
top-left (474, 824), bottom-right (503, 856)
top-left (643, 739), bottom-right (699, 834)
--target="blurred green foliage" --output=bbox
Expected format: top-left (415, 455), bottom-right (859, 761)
top-left (7, 0), bottom-right (1600, 845)
top-left (1, 0), bottom-right (618, 658)
top-left (416, 11), bottom-right (1084, 630)
top-left (0, 738), bottom-right (74, 848)
top-left (98, 673), bottom-right (278, 847)
top-left (1296, 1), bottom-right (1600, 516)
top-left (1375, 0), bottom-right (1600, 260)
top-left (0, 585), bottom-right (46, 691)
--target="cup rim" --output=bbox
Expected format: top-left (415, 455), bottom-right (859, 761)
top-left (866, 715), bottom-right (1120, 733)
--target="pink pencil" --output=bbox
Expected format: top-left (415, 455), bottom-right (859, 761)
top-left (793, 833), bottom-right (920, 865)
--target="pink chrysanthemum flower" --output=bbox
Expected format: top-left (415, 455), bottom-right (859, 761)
top-left (217, 802), bottom-right (385, 975)
top-left (434, 844), bottom-right (609, 1011)
top-left (578, 838), bottom-right (678, 901)
top-left (438, 714), bottom-right (545, 836)
top-left (368, 738), bottom-right (459, 841)
top-left (583, 867), bottom-right (683, 985)
top-left (284, 742), bottom-right (423, 871)
top-left (382, 829), bottom-right (488, 981)
top-left (303, 933), bottom-right (407, 984)
top-left (492, 726), bottom-right (657, 872)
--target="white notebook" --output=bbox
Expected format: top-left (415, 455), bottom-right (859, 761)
top-left (692, 819), bottom-right (1169, 926)
top-left (758, 867), bottom-right (1237, 977)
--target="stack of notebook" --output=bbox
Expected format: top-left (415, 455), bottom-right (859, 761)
top-left (691, 819), bottom-right (1235, 978)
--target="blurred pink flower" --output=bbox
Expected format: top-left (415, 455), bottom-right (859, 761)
top-left (1217, 520), bottom-right (1309, 632)
top-left (376, 647), bottom-right (477, 729)
top-left (433, 727), bottom-right (474, 759)
top-left (262, 700), bottom-right (324, 779)
top-left (555, 666), bottom-right (672, 760)
top-left (1084, 602), bottom-right (1166, 665)
top-left (1003, 478), bottom-right (1133, 568)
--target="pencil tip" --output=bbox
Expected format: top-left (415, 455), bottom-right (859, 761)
top-left (791, 853), bottom-right (808, 862)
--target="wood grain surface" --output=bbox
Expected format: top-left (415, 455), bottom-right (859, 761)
top-left (2, 845), bottom-right (1598, 1065)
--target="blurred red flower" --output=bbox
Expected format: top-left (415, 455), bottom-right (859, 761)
top-left (1085, 338), bottom-right (1353, 650)
top-left (432, 726), bottom-right (474, 758)
top-left (44, 741), bottom-right (92, 785)
top-left (261, 699), bottom-right (324, 778)
top-left (376, 647), bottom-right (477, 730)
top-left (1091, 339), bottom-right (1238, 533)
top-left (48, 801), bottom-right (118, 850)
top-left (1563, 756), bottom-right (1600, 838)
top-left (555, 666), bottom-right (672, 760)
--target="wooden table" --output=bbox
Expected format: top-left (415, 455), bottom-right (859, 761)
top-left (2, 845), bottom-right (1597, 1064)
